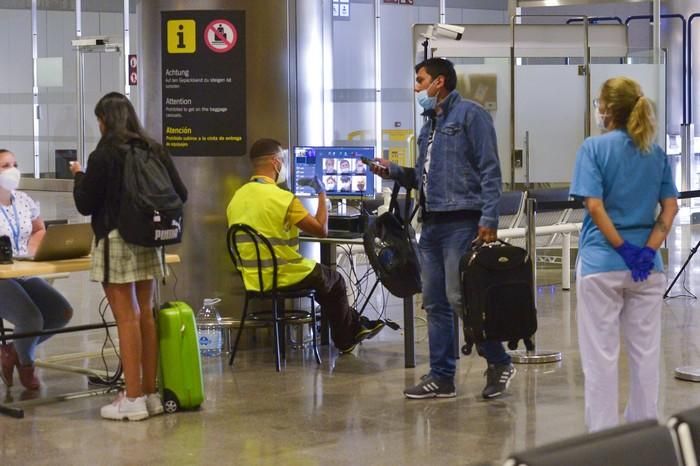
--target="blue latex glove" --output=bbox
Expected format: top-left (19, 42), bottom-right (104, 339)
top-left (614, 241), bottom-right (642, 271)
top-left (631, 246), bottom-right (656, 282)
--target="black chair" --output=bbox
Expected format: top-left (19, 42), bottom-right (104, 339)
top-left (499, 190), bottom-right (526, 229)
top-left (226, 224), bottom-right (321, 371)
top-left (504, 420), bottom-right (681, 466)
top-left (668, 406), bottom-right (700, 466)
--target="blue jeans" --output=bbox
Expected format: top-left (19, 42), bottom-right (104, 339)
top-left (419, 220), bottom-right (511, 381)
top-left (0, 278), bottom-right (73, 365)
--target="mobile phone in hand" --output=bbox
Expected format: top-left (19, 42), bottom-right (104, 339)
top-left (360, 156), bottom-right (381, 168)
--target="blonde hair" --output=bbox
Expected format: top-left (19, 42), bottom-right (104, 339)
top-left (599, 77), bottom-right (656, 153)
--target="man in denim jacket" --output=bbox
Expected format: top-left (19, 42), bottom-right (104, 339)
top-left (372, 58), bottom-right (515, 399)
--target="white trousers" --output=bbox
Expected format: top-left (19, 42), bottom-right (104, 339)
top-left (576, 269), bottom-right (664, 432)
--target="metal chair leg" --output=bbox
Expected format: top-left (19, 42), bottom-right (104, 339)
top-left (229, 298), bottom-right (249, 367)
top-left (272, 299), bottom-right (282, 372)
top-left (310, 296), bottom-right (321, 364)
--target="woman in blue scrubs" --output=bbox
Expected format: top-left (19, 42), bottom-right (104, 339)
top-left (570, 77), bottom-right (678, 432)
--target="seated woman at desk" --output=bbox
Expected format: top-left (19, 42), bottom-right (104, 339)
top-left (0, 149), bottom-right (73, 390)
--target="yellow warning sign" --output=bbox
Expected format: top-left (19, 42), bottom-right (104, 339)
top-left (167, 20), bottom-right (196, 54)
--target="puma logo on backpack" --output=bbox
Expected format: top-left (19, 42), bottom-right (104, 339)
top-left (118, 144), bottom-right (184, 247)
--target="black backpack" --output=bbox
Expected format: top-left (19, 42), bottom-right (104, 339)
top-left (117, 143), bottom-right (184, 247)
top-left (363, 183), bottom-right (421, 298)
top-left (460, 240), bottom-right (537, 355)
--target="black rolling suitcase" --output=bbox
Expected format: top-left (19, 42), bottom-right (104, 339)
top-left (460, 240), bottom-right (537, 355)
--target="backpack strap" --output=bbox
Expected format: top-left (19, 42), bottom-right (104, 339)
top-left (388, 182), bottom-right (418, 226)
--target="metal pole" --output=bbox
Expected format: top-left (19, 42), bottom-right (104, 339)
top-left (510, 15), bottom-right (516, 188)
top-left (439, 0), bottom-right (445, 24)
top-left (76, 0), bottom-right (86, 166)
top-left (583, 17), bottom-right (591, 138)
top-left (374, 0), bottom-right (382, 163)
top-left (652, 0), bottom-right (661, 66)
top-left (31, 0), bottom-right (39, 178)
top-left (510, 198), bottom-right (562, 364)
top-left (562, 232), bottom-right (571, 291)
top-left (524, 130), bottom-right (530, 189)
top-left (123, 0), bottom-right (130, 98)
top-left (527, 198), bottom-right (537, 299)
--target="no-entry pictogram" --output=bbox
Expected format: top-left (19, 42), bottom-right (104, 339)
top-left (204, 19), bottom-right (237, 53)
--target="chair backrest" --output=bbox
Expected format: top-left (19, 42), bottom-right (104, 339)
top-left (504, 420), bottom-right (681, 466)
top-left (668, 406), bottom-right (700, 466)
top-left (499, 190), bottom-right (526, 229)
top-left (511, 188), bottom-right (573, 248)
top-left (227, 223), bottom-right (279, 292)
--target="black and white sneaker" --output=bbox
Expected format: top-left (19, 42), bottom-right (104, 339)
top-left (482, 364), bottom-right (516, 399)
top-left (404, 374), bottom-right (456, 399)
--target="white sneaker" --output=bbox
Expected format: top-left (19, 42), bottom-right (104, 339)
top-left (100, 392), bottom-right (149, 421)
top-left (145, 392), bottom-right (164, 416)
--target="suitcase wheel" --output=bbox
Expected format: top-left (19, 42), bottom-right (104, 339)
top-left (163, 389), bottom-right (180, 414)
top-left (461, 344), bottom-right (472, 356)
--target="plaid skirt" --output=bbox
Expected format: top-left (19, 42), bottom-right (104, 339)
top-left (90, 229), bottom-right (165, 283)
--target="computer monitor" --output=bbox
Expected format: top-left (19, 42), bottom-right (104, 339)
top-left (292, 146), bottom-right (376, 198)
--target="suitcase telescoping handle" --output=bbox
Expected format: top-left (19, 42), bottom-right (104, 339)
top-left (468, 238), bottom-right (531, 266)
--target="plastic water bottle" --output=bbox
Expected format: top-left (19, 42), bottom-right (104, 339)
top-left (196, 298), bottom-right (223, 357)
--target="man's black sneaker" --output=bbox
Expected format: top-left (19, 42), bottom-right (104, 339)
top-left (356, 317), bottom-right (385, 341)
top-left (339, 319), bottom-right (385, 354)
top-left (482, 364), bottom-right (516, 399)
top-left (404, 374), bottom-right (456, 399)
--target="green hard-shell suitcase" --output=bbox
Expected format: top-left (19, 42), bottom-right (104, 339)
top-left (158, 301), bottom-right (204, 413)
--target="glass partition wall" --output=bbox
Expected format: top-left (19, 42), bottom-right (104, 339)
top-left (417, 20), bottom-right (665, 190)
top-left (0, 1), bottom-right (134, 184)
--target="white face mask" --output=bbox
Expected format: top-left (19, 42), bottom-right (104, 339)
top-left (0, 167), bottom-right (21, 192)
top-left (274, 150), bottom-right (288, 185)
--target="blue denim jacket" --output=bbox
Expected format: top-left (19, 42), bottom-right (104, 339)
top-left (389, 90), bottom-right (502, 229)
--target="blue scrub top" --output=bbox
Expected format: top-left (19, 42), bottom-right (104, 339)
top-left (570, 129), bottom-right (678, 276)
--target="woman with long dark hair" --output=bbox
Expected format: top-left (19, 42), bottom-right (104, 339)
top-left (71, 92), bottom-right (187, 421)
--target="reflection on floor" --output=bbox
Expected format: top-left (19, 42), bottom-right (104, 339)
top-left (4, 198), bottom-right (700, 464)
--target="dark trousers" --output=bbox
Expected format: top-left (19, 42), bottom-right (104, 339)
top-left (288, 264), bottom-right (360, 350)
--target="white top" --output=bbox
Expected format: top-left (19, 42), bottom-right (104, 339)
top-left (420, 129), bottom-right (436, 208)
top-left (0, 191), bottom-right (40, 256)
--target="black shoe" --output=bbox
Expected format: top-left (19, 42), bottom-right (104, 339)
top-left (356, 317), bottom-right (385, 341)
top-left (338, 319), bottom-right (385, 354)
top-left (404, 374), bottom-right (456, 399)
top-left (482, 364), bottom-right (516, 399)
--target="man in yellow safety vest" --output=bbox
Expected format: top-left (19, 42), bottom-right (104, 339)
top-left (227, 138), bottom-right (385, 353)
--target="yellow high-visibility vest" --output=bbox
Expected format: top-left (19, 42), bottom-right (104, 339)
top-left (226, 179), bottom-right (316, 291)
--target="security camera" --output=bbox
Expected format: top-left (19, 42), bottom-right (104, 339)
top-left (71, 36), bottom-right (110, 47)
top-left (433, 24), bottom-right (464, 40)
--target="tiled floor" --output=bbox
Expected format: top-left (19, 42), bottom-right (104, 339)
top-left (3, 195), bottom-right (700, 465)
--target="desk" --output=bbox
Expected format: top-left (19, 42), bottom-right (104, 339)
top-left (300, 235), bottom-right (415, 368)
top-left (0, 254), bottom-right (180, 418)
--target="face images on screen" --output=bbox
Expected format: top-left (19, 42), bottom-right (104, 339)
top-left (352, 176), bottom-right (366, 192)
top-left (324, 175), bottom-right (338, 192)
top-left (324, 158), bottom-right (337, 174)
top-left (354, 158), bottom-right (367, 174)
top-left (339, 175), bottom-right (352, 192)
top-left (339, 159), bottom-right (354, 174)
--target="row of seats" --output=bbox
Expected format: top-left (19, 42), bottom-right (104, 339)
top-left (505, 405), bottom-right (700, 466)
top-left (499, 188), bottom-right (583, 254)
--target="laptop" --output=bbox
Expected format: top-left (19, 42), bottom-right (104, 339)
top-left (15, 223), bottom-right (94, 261)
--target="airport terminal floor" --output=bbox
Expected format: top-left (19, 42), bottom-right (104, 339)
top-left (3, 193), bottom-right (700, 466)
